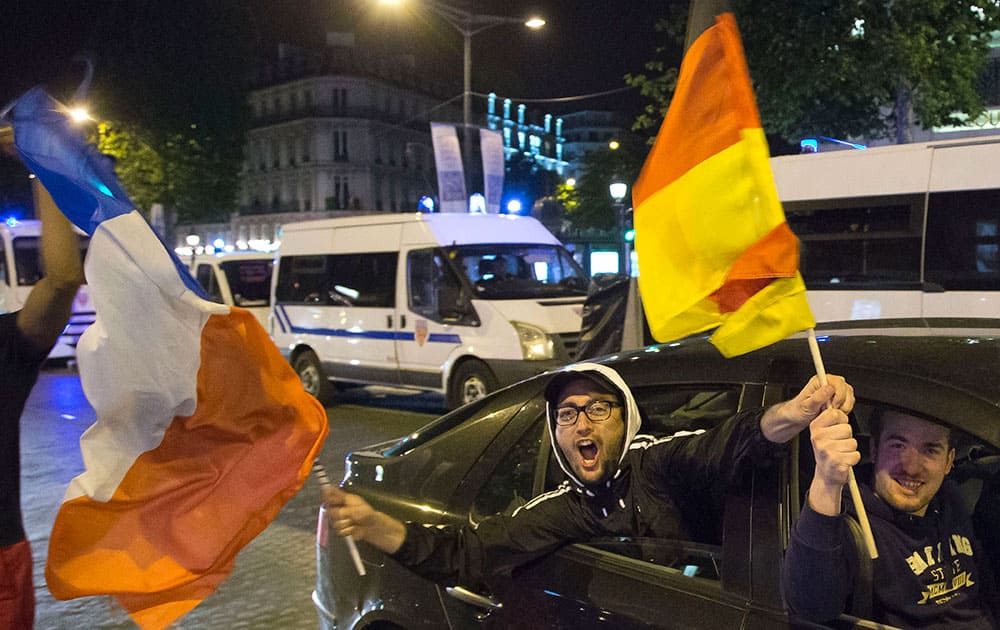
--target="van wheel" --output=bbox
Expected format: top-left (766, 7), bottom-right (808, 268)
top-left (294, 350), bottom-right (334, 405)
top-left (447, 360), bottom-right (497, 410)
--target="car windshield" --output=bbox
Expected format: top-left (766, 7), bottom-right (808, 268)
top-left (450, 244), bottom-right (587, 299)
top-left (220, 259), bottom-right (272, 306)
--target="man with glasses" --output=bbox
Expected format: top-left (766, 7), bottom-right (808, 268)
top-left (324, 362), bottom-right (854, 585)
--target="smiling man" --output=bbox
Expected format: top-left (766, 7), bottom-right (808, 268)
top-left (783, 406), bottom-right (1000, 628)
top-left (324, 362), bottom-right (853, 587)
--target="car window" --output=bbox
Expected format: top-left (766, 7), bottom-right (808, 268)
top-left (793, 399), bottom-right (1000, 623)
top-left (472, 384), bottom-right (742, 582)
top-left (580, 538), bottom-right (722, 582)
top-left (472, 416), bottom-right (546, 518)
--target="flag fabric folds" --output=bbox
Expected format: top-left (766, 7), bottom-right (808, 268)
top-left (632, 13), bottom-right (815, 357)
top-left (11, 87), bottom-right (328, 629)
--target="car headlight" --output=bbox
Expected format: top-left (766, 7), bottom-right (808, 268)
top-left (511, 321), bottom-right (554, 361)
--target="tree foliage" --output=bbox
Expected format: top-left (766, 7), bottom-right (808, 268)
top-left (736, 0), bottom-right (1000, 143)
top-left (562, 138), bottom-right (646, 231)
top-left (82, 1), bottom-right (254, 223)
top-left (629, 0), bottom-right (1000, 145)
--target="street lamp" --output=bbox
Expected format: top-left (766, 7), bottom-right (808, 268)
top-left (609, 179), bottom-right (630, 277)
top-left (379, 0), bottom-right (545, 181)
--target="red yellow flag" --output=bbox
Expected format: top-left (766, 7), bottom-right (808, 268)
top-left (632, 13), bottom-right (814, 357)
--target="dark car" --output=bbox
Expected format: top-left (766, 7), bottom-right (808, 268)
top-left (313, 319), bottom-right (1000, 629)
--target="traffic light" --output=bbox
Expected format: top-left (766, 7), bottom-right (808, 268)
top-left (621, 207), bottom-right (634, 241)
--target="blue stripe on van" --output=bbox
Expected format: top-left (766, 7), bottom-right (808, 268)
top-left (274, 305), bottom-right (289, 333)
top-left (274, 306), bottom-right (461, 344)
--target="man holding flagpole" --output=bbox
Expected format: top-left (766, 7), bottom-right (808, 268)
top-left (783, 407), bottom-right (1000, 627)
top-left (0, 126), bottom-right (85, 630)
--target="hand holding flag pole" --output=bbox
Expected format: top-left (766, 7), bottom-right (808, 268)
top-left (807, 330), bottom-right (877, 559)
top-left (313, 462), bottom-right (366, 576)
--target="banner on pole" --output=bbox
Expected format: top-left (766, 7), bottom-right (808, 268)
top-left (479, 128), bottom-right (505, 214)
top-left (431, 122), bottom-right (467, 213)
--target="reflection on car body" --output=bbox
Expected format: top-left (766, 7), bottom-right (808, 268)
top-left (314, 319), bottom-right (1000, 630)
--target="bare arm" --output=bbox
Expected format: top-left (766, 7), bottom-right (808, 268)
top-left (323, 485), bottom-right (407, 554)
top-left (17, 179), bottom-right (85, 351)
top-left (759, 374), bottom-right (854, 444)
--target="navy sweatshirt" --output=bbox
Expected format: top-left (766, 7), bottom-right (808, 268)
top-left (783, 481), bottom-right (999, 629)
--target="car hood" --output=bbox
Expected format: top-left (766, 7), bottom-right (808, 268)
top-left (544, 362), bottom-right (641, 491)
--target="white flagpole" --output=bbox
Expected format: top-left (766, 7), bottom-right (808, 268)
top-left (313, 462), bottom-right (367, 576)
top-left (807, 329), bottom-right (878, 559)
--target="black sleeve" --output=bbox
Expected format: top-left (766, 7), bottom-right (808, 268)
top-left (391, 488), bottom-right (591, 586)
top-left (645, 407), bottom-right (781, 491)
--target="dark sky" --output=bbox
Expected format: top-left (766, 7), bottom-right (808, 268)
top-left (0, 1), bottom-right (678, 119)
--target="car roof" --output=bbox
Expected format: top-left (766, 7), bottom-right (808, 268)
top-left (591, 318), bottom-right (1000, 448)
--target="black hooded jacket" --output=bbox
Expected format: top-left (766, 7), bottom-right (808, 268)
top-left (392, 363), bottom-right (779, 586)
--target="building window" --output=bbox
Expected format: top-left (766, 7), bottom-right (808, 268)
top-left (332, 87), bottom-right (347, 115)
top-left (333, 130), bottom-right (348, 162)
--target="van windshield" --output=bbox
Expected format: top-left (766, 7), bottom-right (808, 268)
top-left (220, 259), bottom-right (273, 307)
top-left (451, 244), bottom-right (588, 299)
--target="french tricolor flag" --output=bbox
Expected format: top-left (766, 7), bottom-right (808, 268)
top-left (11, 87), bottom-right (328, 629)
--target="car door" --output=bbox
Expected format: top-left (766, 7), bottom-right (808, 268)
top-left (435, 382), bottom-right (773, 629)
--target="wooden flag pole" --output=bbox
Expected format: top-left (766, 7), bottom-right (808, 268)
top-left (807, 329), bottom-right (878, 559)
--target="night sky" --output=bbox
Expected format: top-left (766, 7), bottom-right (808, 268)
top-left (0, 1), bottom-right (678, 120)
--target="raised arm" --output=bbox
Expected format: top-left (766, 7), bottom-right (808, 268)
top-left (760, 374), bottom-right (854, 445)
top-left (16, 179), bottom-right (85, 351)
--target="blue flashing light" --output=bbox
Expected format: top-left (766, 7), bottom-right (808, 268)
top-left (5, 217), bottom-right (18, 227)
top-left (418, 196), bottom-right (435, 212)
top-left (506, 199), bottom-right (522, 214)
top-left (800, 138), bottom-right (819, 153)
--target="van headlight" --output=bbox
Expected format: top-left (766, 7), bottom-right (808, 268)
top-left (511, 321), bottom-right (554, 361)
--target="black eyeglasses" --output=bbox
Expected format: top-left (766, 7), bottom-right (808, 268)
top-left (554, 400), bottom-right (622, 426)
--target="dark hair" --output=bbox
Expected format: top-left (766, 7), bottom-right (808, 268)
top-left (869, 404), bottom-right (953, 449)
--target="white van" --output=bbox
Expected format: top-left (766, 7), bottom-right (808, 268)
top-left (271, 213), bottom-right (588, 408)
top-left (189, 251), bottom-right (274, 329)
top-left (0, 218), bottom-right (92, 360)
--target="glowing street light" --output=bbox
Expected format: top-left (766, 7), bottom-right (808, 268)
top-left (379, 0), bottom-right (545, 172)
top-left (69, 108), bottom-right (92, 123)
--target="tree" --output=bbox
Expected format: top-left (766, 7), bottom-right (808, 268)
top-left (736, 0), bottom-right (1000, 144)
top-left (81, 1), bottom-right (253, 223)
top-left (630, 1), bottom-right (1000, 145)
top-left (562, 138), bottom-right (646, 231)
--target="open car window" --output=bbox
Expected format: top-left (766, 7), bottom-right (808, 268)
top-left (470, 384), bottom-right (742, 581)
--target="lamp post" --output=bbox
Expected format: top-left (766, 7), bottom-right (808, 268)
top-left (379, 1), bottom-right (544, 189)
top-left (609, 179), bottom-right (630, 277)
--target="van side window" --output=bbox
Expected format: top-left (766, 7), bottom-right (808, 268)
top-left (195, 264), bottom-right (224, 303)
top-left (13, 237), bottom-right (41, 286)
top-left (275, 253), bottom-right (396, 307)
top-left (407, 248), bottom-right (465, 322)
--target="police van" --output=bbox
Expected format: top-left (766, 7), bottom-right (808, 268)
top-left (271, 213), bottom-right (588, 409)
top-left (0, 218), bottom-right (92, 360)
top-left (189, 251), bottom-right (274, 329)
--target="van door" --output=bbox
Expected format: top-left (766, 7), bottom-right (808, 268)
top-left (397, 247), bottom-right (469, 391)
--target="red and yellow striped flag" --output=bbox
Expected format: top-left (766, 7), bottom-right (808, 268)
top-left (633, 13), bottom-right (814, 357)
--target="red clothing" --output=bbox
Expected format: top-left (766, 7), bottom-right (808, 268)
top-left (0, 538), bottom-right (35, 630)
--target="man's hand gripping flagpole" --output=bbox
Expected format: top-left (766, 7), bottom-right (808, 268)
top-left (808, 329), bottom-right (878, 559)
top-left (313, 462), bottom-right (366, 576)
